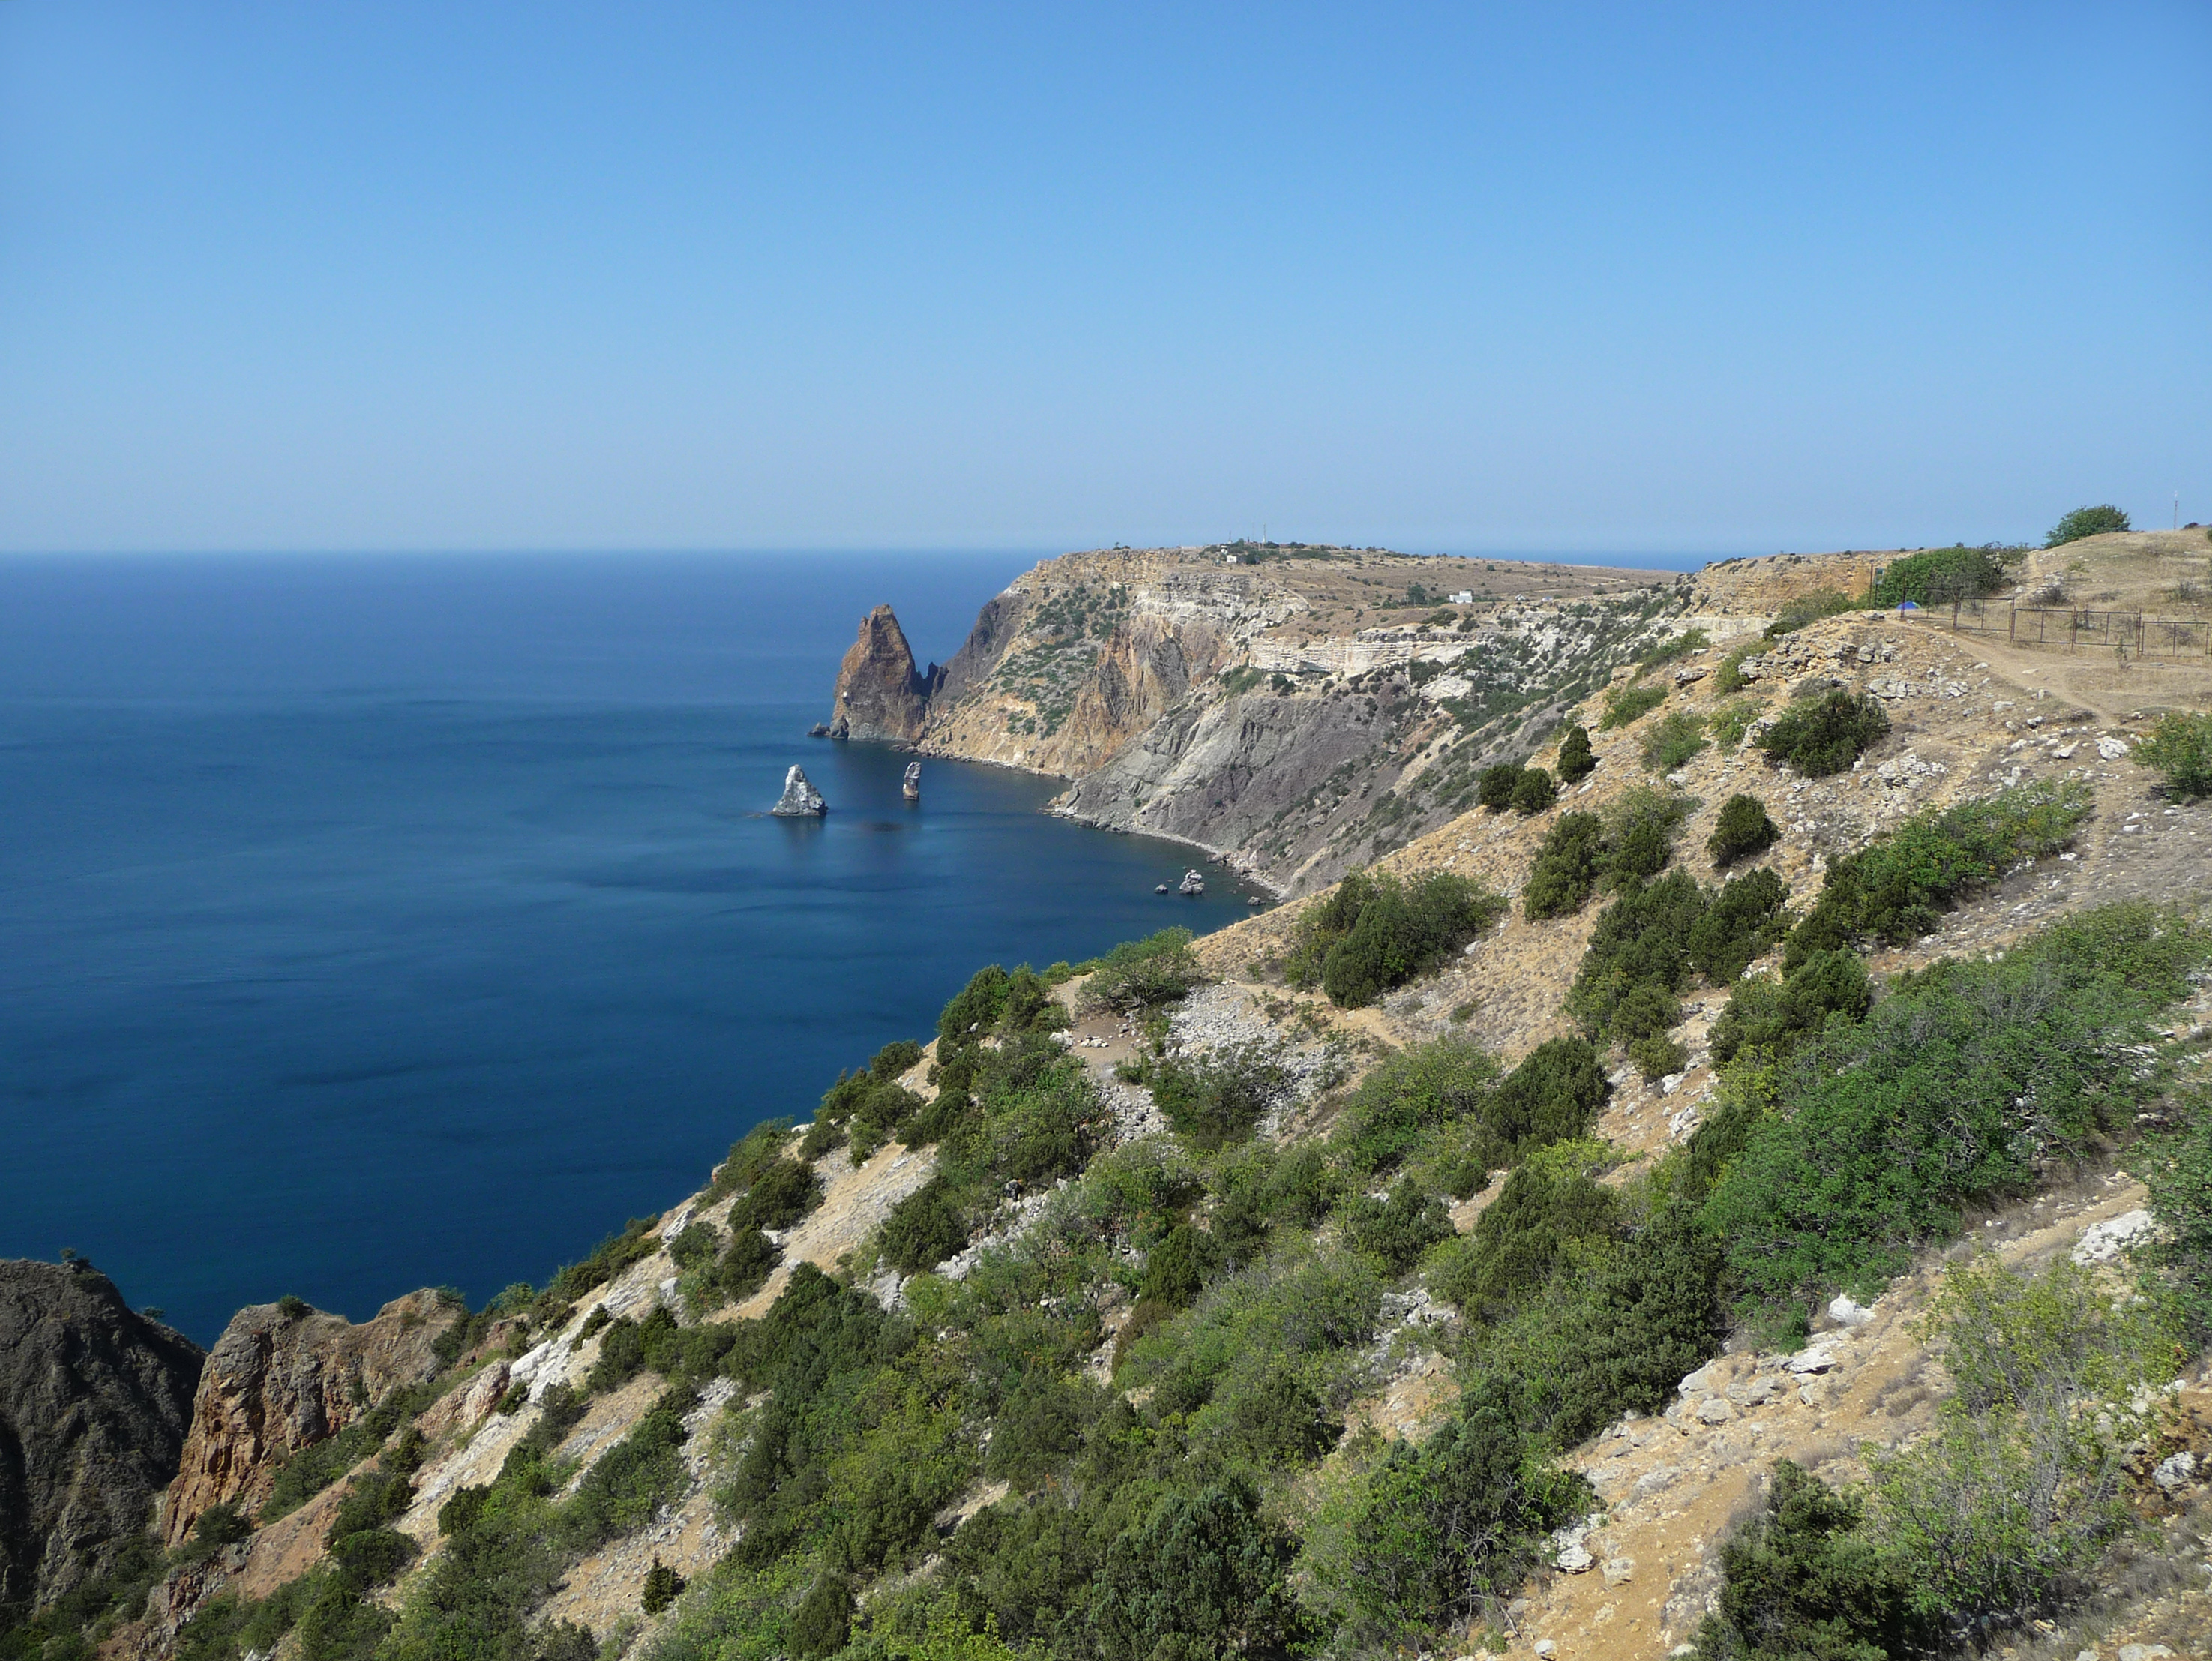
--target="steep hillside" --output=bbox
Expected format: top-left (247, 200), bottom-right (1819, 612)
top-left (0, 1261), bottom-right (202, 1616)
top-left (16, 536), bottom-right (2212, 1661)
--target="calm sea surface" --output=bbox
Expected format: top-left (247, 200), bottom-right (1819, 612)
top-left (0, 553), bottom-right (1268, 1342)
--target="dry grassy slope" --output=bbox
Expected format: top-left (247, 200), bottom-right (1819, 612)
top-left (135, 546), bottom-right (2212, 1661)
top-left (1180, 544), bottom-right (2212, 1660)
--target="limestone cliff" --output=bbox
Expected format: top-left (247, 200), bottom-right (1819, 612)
top-left (160, 1291), bottom-right (452, 1546)
top-left (832, 545), bottom-right (1689, 893)
top-left (0, 1261), bottom-right (203, 1613)
top-left (829, 604), bottom-right (939, 741)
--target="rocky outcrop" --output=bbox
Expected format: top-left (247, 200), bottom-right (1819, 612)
top-left (0, 1260), bottom-right (203, 1612)
top-left (829, 605), bottom-right (939, 741)
top-left (160, 1291), bottom-right (451, 1547)
top-left (770, 766), bottom-right (828, 817)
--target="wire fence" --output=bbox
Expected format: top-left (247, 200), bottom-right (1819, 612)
top-left (1912, 595), bottom-right (2212, 661)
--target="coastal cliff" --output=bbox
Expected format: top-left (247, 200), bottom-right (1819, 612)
top-left (0, 1261), bottom-right (202, 1612)
top-left (829, 545), bottom-right (1689, 892)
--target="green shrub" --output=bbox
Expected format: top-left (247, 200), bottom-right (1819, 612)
top-left (2045, 503), bottom-right (2130, 546)
top-left (1785, 780), bottom-right (2091, 964)
top-left (1763, 589), bottom-right (1858, 637)
top-left (727, 1156), bottom-right (821, 1233)
top-left (641, 1558), bottom-right (687, 1616)
top-left (1869, 544), bottom-right (2016, 607)
top-left (1599, 682), bottom-right (1667, 729)
top-left (1522, 812), bottom-right (1608, 920)
top-left (1690, 1461), bottom-right (1924, 1661)
top-left (1090, 1480), bottom-right (1307, 1661)
top-left (1078, 929), bottom-right (1207, 1014)
top-left (1636, 628), bottom-right (1708, 676)
top-left (1431, 1162), bottom-right (1614, 1321)
top-left (1286, 869), bottom-right (1506, 1008)
top-left (1555, 724), bottom-right (1595, 784)
top-left (879, 1175), bottom-right (971, 1273)
top-left (1335, 1380), bottom-right (1587, 1638)
top-left (1754, 690), bottom-right (1889, 777)
top-left (984, 1373), bottom-right (1102, 1489)
top-left (1344, 1178), bottom-right (1454, 1273)
top-left (1477, 763), bottom-right (1522, 811)
top-left (1713, 645), bottom-right (1755, 694)
top-left (666, 1222), bottom-right (719, 1273)
top-left (1704, 905), bottom-right (2206, 1321)
top-left (1151, 1042), bottom-right (1293, 1150)
top-left (2130, 710), bottom-right (2212, 800)
top-left (2140, 1085), bottom-right (2212, 1345)
top-left (940, 964), bottom-right (1012, 1047)
top-left (712, 1122), bottom-right (796, 1201)
top-left (276, 1294), bottom-right (310, 1321)
top-left (1483, 1036), bottom-right (1610, 1153)
top-left (1640, 712), bottom-right (1706, 772)
top-left (718, 1225), bottom-right (782, 1301)
top-left (1707, 793), bottom-right (1778, 865)
top-left (1708, 949), bottom-right (1872, 1066)
top-left (1564, 869), bottom-right (1706, 1045)
top-left (1510, 766), bottom-right (1556, 814)
top-left (1707, 697), bottom-right (1760, 751)
top-left (1686, 868), bottom-right (1789, 984)
top-left (1335, 1037), bottom-right (1501, 1177)
top-left (1866, 1255), bottom-right (2171, 1630)
top-left (789, 1573), bottom-right (853, 1661)
top-left (1627, 1034), bottom-right (1685, 1081)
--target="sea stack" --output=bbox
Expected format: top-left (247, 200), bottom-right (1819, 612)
top-left (902, 761), bottom-right (921, 801)
top-left (772, 765), bottom-right (828, 817)
top-left (829, 605), bottom-right (938, 741)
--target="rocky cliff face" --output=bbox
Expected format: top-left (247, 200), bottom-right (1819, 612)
top-left (830, 546), bottom-right (1689, 893)
top-left (160, 1291), bottom-right (451, 1546)
top-left (829, 604), bottom-right (938, 741)
top-left (0, 1261), bottom-right (203, 1613)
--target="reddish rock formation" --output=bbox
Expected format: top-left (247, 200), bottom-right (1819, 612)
top-left (829, 604), bottom-right (940, 741)
top-left (160, 1290), bottom-right (452, 1546)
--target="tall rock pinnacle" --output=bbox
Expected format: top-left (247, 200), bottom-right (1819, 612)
top-left (829, 605), bottom-right (937, 741)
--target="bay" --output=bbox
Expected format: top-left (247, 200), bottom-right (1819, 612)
top-left (0, 553), bottom-right (1264, 1342)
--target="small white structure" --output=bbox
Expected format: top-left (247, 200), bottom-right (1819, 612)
top-left (1449, 589), bottom-right (1474, 604)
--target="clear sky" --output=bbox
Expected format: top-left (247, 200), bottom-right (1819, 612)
top-left (4, 3), bottom-right (2206, 556)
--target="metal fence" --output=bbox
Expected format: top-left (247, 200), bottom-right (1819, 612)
top-left (1914, 596), bottom-right (2212, 661)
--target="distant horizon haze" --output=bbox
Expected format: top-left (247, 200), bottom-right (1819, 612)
top-left (3, 4), bottom-right (2205, 554)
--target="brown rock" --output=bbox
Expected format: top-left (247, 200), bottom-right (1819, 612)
top-left (0, 1261), bottom-right (204, 1612)
top-left (829, 605), bottom-right (940, 741)
top-left (160, 1290), bottom-right (453, 1546)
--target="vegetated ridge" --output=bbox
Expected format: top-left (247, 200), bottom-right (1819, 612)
top-left (9, 527), bottom-right (2212, 1661)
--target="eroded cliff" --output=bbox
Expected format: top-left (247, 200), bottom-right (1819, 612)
top-left (0, 1261), bottom-right (202, 1614)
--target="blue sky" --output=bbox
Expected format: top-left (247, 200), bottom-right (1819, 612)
top-left (3, 3), bottom-right (2206, 556)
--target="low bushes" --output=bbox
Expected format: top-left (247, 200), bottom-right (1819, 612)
top-left (1707, 793), bottom-right (1777, 866)
top-left (1599, 683), bottom-right (1667, 730)
top-left (1151, 1042), bottom-right (1295, 1151)
top-left (1509, 766), bottom-right (1556, 814)
top-left (879, 1177), bottom-right (970, 1274)
top-left (1077, 929), bottom-right (1208, 1014)
top-left (1785, 780), bottom-right (2091, 963)
top-left (2046, 503), bottom-right (2130, 546)
top-left (1640, 712), bottom-right (1707, 772)
top-left (1763, 589), bottom-right (1857, 637)
top-left (1753, 688), bottom-right (1889, 776)
top-left (2141, 1084), bottom-right (2212, 1345)
top-left (1521, 787), bottom-right (1695, 920)
top-left (1707, 948), bottom-right (1872, 1066)
top-left (1476, 764), bottom-right (1556, 814)
top-left (1869, 544), bottom-right (2018, 607)
top-left (1695, 1254), bottom-right (2173, 1657)
top-left (1555, 723), bottom-right (1595, 784)
top-left (1704, 904), bottom-right (2207, 1322)
top-left (2131, 709), bottom-right (2212, 800)
top-left (1285, 868), bottom-right (1506, 1008)
top-left (1636, 628), bottom-right (1708, 676)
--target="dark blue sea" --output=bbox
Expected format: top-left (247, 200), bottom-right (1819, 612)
top-left (0, 554), bottom-right (1268, 1343)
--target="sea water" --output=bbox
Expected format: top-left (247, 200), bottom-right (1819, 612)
top-left (0, 553), bottom-right (1264, 1342)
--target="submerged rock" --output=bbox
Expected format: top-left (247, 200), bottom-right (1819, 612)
top-left (772, 765), bottom-right (829, 817)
